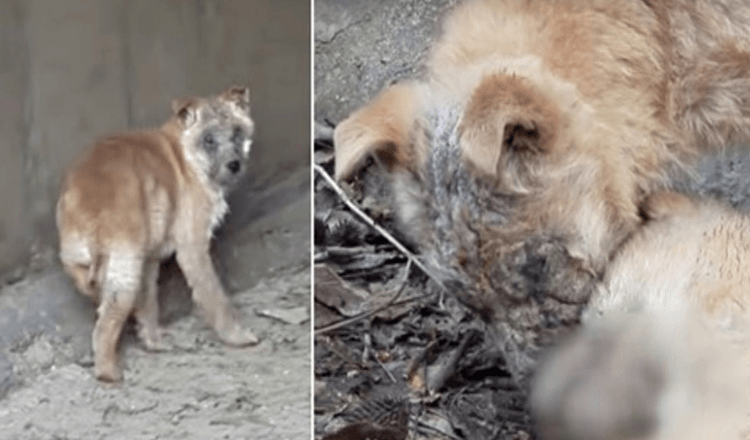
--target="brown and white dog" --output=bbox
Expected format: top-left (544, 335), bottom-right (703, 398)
top-left (57, 86), bottom-right (257, 382)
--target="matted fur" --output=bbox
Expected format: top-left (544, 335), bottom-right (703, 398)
top-left (334, 0), bottom-right (750, 377)
top-left (57, 86), bottom-right (256, 382)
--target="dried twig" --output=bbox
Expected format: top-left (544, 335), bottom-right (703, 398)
top-left (322, 245), bottom-right (389, 256)
top-left (314, 164), bottom-right (446, 291)
top-left (372, 348), bottom-right (398, 384)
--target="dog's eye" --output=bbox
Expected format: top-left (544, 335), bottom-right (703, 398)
top-left (203, 132), bottom-right (216, 151)
top-left (230, 126), bottom-right (244, 144)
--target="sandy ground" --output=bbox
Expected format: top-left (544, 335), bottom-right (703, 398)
top-left (0, 168), bottom-right (312, 440)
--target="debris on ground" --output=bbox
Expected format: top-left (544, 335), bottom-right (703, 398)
top-left (313, 130), bottom-right (534, 440)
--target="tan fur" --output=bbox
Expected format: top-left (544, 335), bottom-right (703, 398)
top-left (532, 309), bottom-right (750, 440)
top-left (57, 86), bottom-right (257, 382)
top-left (533, 194), bottom-right (750, 439)
top-left (334, 81), bottom-right (424, 180)
top-left (334, 0), bottom-right (750, 308)
top-left (590, 193), bottom-right (750, 324)
top-left (333, 1), bottom-right (750, 436)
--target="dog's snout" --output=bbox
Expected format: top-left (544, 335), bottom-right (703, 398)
top-left (227, 160), bottom-right (241, 174)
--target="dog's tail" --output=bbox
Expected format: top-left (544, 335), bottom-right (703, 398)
top-left (60, 240), bottom-right (108, 302)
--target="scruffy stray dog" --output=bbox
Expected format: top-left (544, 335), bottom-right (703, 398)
top-left (532, 193), bottom-right (750, 440)
top-left (57, 86), bottom-right (257, 381)
top-left (334, 0), bottom-right (750, 378)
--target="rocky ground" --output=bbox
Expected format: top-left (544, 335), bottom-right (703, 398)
top-left (0, 167), bottom-right (311, 440)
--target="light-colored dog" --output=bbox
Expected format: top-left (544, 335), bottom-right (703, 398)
top-left (57, 86), bottom-right (257, 381)
top-left (332, 0), bottom-right (750, 436)
top-left (532, 193), bottom-right (750, 440)
top-left (334, 0), bottom-right (750, 379)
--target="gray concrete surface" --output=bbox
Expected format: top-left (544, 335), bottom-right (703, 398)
top-left (0, 263), bottom-right (311, 440)
top-left (314, 0), bottom-right (457, 125)
top-left (0, 0), bottom-right (310, 278)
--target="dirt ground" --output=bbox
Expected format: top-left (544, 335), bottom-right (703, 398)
top-left (0, 168), bottom-right (312, 440)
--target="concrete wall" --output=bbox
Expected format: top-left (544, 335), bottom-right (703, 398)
top-left (0, 0), bottom-right (310, 279)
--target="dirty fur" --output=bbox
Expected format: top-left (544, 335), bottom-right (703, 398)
top-left (392, 104), bottom-right (586, 378)
top-left (334, 0), bottom-right (750, 378)
top-left (56, 86), bottom-right (257, 382)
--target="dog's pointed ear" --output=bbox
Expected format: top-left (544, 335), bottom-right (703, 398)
top-left (171, 98), bottom-right (197, 127)
top-left (221, 85), bottom-right (251, 113)
top-left (334, 82), bottom-right (423, 181)
top-left (460, 74), bottom-right (558, 177)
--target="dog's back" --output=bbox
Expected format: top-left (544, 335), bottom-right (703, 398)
top-left (56, 130), bottom-right (181, 299)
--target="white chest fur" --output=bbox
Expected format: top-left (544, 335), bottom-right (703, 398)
top-left (208, 189), bottom-right (229, 234)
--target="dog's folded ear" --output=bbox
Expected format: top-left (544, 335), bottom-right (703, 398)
top-left (460, 74), bottom-right (559, 177)
top-left (334, 82), bottom-right (422, 181)
top-left (172, 97), bottom-right (198, 127)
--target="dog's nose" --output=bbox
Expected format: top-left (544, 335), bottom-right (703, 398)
top-left (227, 160), bottom-right (241, 174)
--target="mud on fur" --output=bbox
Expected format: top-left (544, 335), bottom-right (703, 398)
top-left (335, 0), bottom-right (750, 382)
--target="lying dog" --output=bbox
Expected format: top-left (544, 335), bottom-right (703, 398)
top-left (332, 0), bottom-right (750, 437)
top-left (334, 0), bottom-right (750, 380)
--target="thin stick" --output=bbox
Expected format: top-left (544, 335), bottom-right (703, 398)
top-left (314, 164), bottom-right (446, 291)
top-left (373, 349), bottom-right (398, 384)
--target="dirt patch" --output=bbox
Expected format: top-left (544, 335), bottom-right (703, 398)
top-left (314, 0), bottom-right (456, 124)
top-left (0, 267), bottom-right (309, 440)
top-left (0, 268), bottom-right (310, 440)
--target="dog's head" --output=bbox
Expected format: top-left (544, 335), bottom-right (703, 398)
top-left (173, 86), bottom-right (255, 190)
top-left (334, 66), bottom-right (644, 374)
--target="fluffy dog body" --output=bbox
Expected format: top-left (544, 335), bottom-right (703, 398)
top-left (57, 87), bottom-right (256, 381)
top-left (532, 194), bottom-right (750, 440)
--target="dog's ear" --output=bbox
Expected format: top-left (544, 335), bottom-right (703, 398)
top-left (171, 97), bottom-right (198, 127)
top-left (460, 74), bottom-right (559, 177)
top-left (334, 82), bottom-right (423, 181)
top-left (221, 85), bottom-right (251, 113)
